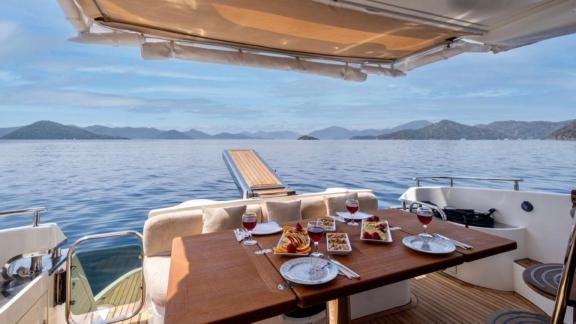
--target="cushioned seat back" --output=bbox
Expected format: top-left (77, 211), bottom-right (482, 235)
top-left (144, 204), bottom-right (263, 257)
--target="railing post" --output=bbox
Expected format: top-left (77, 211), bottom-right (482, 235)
top-left (416, 178), bottom-right (421, 187)
top-left (514, 180), bottom-right (520, 191)
top-left (450, 178), bottom-right (454, 187)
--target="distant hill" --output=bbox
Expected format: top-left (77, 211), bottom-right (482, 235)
top-left (210, 132), bottom-right (258, 139)
top-left (184, 129), bottom-right (212, 139)
top-left (298, 135), bottom-right (319, 140)
top-left (3, 121), bottom-right (122, 140)
top-left (86, 125), bottom-right (211, 139)
top-left (378, 120), bottom-right (506, 140)
top-left (155, 130), bottom-right (191, 139)
top-left (547, 121), bottom-right (576, 140)
top-left (0, 127), bottom-right (20, 137)
top-left (477, 120), bottom-right (572, 139)
top-left (350, 120), bottom-right (433, 139)
top-left (309, 121), bottom-right (431, 140)
top-left (241, 131), bottom-right (301, 140)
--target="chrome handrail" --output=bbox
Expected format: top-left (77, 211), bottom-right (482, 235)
top-left (413, 176), bottom-right (523, 191)
top-left (400, 199), bottom-right (447, 221)
top-left (66, 231), bottom-right (145, 324)
top-left (0, 207), bottom-right (47, 227)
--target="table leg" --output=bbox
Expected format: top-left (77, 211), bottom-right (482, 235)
top-left (327, 296), bottom-right (351, 324)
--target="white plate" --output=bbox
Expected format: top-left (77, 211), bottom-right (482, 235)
top-left (402, 236), bottom-right (456, 254)
top-left (360, 220), bottom-right (393, 243)
top-left (336, 211), bottom-right (372, 221)
top-left (252, 221), bottom-right (283, 235)
top-left (280, 257), bottom-right (338, 285)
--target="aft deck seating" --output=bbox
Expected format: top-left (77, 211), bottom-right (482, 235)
top-left (142, 190), bottom-right (379, 321)
top-left (223, 149), bottom-right (296, 198)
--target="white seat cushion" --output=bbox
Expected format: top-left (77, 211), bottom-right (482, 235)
top-left (144, 256), bottom-right (171, 307)
top-left (325, 192), bottom-right (359, 216)
top-left (201, 205), bottom-right (247, 234)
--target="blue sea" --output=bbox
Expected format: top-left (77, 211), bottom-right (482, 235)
top-left (1, 140), bottom-right (575, 244)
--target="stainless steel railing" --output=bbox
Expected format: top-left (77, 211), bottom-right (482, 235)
top-left (66, 231), bottom-right (145, 324)
top-left (413, 176), bottom-right (523, 191)
top-left (0, 207), bottom-right (47, 227)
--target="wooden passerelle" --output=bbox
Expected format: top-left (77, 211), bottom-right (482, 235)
top-left (224, 149), bottom-right (295, 198)
top-left (165, 209), bottom-right (517, 323)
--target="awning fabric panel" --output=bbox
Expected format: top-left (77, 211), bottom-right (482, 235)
top-left (76, 0), bottom-right (461, 61)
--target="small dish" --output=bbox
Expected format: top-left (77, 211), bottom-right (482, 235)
top-left (360, 220), bottom-right (392, 243)
top-left (317, 218), bottom-right (336, 231)
top-left (326, 233), bottom-right (352, 255)
top-left (252, 221), bottom-right (283, 235)
top-left (336, 211), bottom-right (372, 221)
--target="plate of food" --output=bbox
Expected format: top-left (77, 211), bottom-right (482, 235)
top-left (317, 218), bottom-right (336, 231)
top-left (272, 223), bottom-right (312, 256)
top-left (326, 233), bottom-right (352, 255)
top-left (360, 216), bottom-right (392, 243)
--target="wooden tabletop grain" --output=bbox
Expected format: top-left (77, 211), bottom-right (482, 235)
top-left (165, 209), bottom-right (517, 322)
top-left (165, 232), bottom-right (297, 324)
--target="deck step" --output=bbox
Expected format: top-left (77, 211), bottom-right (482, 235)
top-left (515, 258), bottom-right (542, 268)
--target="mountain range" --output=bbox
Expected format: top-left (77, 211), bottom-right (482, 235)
top-left (0, 119), bottom-right (574, 140)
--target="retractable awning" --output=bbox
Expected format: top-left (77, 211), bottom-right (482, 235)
top-left (59, 0), bottom-right (576, 81)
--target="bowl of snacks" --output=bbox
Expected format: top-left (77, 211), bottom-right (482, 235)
top-left (326, 233), bottom-right (352, 255)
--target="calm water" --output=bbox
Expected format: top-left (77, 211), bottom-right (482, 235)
top-left (1, 140), bottom-right (575, 244)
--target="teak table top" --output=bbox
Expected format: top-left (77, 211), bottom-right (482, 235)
top-left (165, 233), bottom-right (297, 324)
top-left (166, 209), bottom-right (517, 323)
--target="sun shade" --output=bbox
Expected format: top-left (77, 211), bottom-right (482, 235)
top-left (75, 0), bottom-right (461, 63)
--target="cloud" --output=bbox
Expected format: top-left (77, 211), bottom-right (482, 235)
top-left (0, 86), bottom-right (263, 118)
top-left (76, 66), bottom-right (236, 81)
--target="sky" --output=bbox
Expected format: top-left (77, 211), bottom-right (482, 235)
top-left (0, 1), bottom-right (575, 133)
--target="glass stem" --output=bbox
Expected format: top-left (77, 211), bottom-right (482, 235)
top-left (423, 225), bottom-right (427, 234)
top-left (315, 242), bottom-right (319, 254)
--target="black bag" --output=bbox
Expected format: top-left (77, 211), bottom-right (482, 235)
top-left (443, 207), bottom-right (496, 228)
top-left (422, 201), bottom-right (496, 228)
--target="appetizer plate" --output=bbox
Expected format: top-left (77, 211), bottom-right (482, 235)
top-left (252, 221), bottom-right (283, 235)
top-left (336, 211), bottom-right (372, 221)
top-left (317, 218), bottom-right (336, 231)
top-left (273, 229), bottom-right (311, 256)
top-left (326, 233), bottom-right (352, 255)
top-left (280, 257), bottom-right (338, 285)
top-left (360, 220), bottom-right (392, 243)
top-left (402, 236), bottom-right (456, 254)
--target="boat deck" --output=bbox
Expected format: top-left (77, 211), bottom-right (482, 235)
top-left (358, 272), bottom-right (543, 324)
top-left (114, 271), bottom-right (541, 324)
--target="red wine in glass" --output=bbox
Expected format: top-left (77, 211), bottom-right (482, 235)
top-left (416, 208), bottom-right (433, 238)
top-left (242, 213), bottom-right (258, 246)
top-left (308, 226), bottom-right (324, 243)
top-left (308, 221), bottom-right (324, 257)
top-left (345, 198), bottom-right (360, 226)
top-left (243, 219), bottom-right (257, 231)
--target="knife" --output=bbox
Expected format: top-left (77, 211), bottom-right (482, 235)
top-left (327, 257), bottom-right (360, 278)
top-left (434, 233), bottom-right (473, 249)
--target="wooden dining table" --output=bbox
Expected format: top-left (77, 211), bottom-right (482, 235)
top-left (165, 209), bottom-right (517, 324)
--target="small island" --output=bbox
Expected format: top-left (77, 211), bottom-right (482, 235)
top-left (298, 135), bottom-right (319, 140)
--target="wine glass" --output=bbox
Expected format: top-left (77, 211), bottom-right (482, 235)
top-left (242, 213), bottom-right (258, 246)
top-left (345, 198), bottom-right (360, 226)
top-left (307, 220), bottom-right (325, 257)
top-left (416, 207), bottom-right (433, 238)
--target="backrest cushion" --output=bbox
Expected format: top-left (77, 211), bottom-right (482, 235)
top-left (300, 196), bottom-right (328, 219)
top-left (202, 205), bottom-right (247, 234)
top-left (265, 200), bottom-right (302, 224)
top-left (325, 192), bottom-right (359, 216)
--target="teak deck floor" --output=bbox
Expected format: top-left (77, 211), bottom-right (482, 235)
top-left (357, 272), bottom-right (543, 324)
top-left (120, 271), bottom-right (542, 324)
